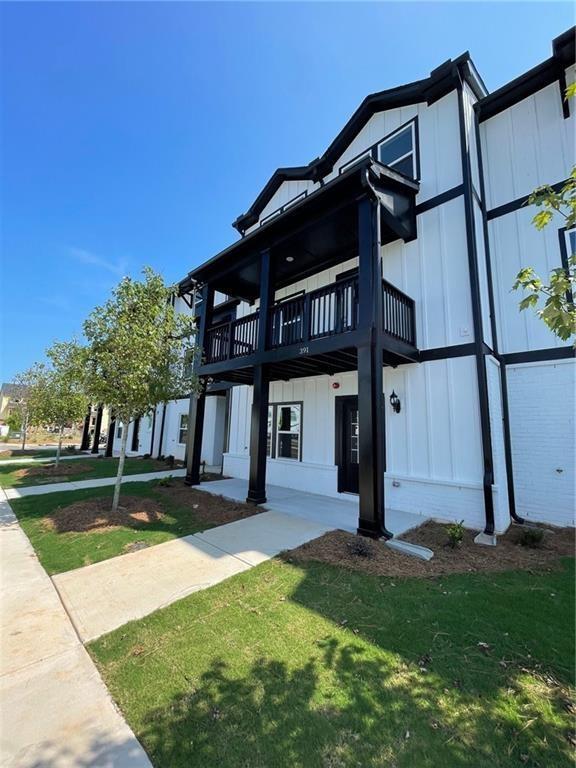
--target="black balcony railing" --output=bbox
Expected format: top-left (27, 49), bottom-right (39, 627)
top-left (203, 277), bottom-right (415, 364)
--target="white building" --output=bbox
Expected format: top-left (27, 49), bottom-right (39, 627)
top-left (153, 29), bottom-right (575, 537)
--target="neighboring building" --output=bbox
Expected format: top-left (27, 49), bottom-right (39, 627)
top-left (0, 383), bottom-right (28, 429)
top-left (186, 29), bottom-right (574, 536)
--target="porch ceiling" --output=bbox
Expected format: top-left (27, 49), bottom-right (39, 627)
top-left (186, 158), bottom-right (419, 302)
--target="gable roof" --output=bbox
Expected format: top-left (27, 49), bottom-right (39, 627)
top-left (233, 52), bottom-right (485, 234)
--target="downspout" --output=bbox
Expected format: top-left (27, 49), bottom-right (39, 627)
top-left (456, 69), bottom-right (496, 536)
top-left (472, 104), bottom-right (524, 525)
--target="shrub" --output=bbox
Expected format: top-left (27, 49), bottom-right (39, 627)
top-left (153, 474), bottom-right (173, 488)
top-left (347, 537), bottom-right (374, 558)
top-left (164, 455), bottom-right (175, 468)
top-left (446, 520), bottom-right (465, 548)
top-left (518, 527), bottom-right (545, 548)
top-left (142, 453), bottom-right (151, 460)
top-left (64, 444), bottom-right (77, 453)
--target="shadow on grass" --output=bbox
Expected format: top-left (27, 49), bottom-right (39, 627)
top-left (125, 560), bottom-right (575, 768)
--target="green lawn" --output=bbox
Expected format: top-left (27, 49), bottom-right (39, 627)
top-left (0, 448), bottom-right (61, 461)
top-left (0, 456), bottom-right (171, 488)
top-left (90, 557), bottom-right (575, 768)
top-left (9, 482), bottom-right (209, 574)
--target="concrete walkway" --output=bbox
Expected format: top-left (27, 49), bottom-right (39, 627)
top-left (53, 510), bottom-right (332, 642)
top-left (0, 499), bottom-right (151, 767)
top-left (0, 453), bottom-right (99, 466)
top-left (4, 468), bottom-right (186, 499)
top-left (193, 478), bottom-right (425, 537)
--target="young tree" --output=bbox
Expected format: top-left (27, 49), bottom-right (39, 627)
top-left (9, 372), bottom-right (35, 450)
top-left (26, 342), bottom-right (89, 465)
top-left (83, 267), bottom-right (197, 511)
top-left (512, 169), bottom-right (575, 345)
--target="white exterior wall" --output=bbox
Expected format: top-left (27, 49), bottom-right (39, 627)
top-left (506, 360), bottom-right (575, 527)
top-left (481, 74), bottom-right (574, 211)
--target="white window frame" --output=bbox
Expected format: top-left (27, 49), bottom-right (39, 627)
top-left (116, 423), bottom-right (123, 439)
top-left (178, 414), bottom-right (188, 445)
top-left (265, 402), bottom-right (303, 461)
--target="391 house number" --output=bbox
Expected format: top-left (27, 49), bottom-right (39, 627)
top-left (299, 346), bottom-right (309, 355)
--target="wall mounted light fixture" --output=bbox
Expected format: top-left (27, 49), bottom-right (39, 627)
top-left (389, 390), bottom-right (401, 413)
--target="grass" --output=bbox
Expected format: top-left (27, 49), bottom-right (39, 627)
top-left (9, 482), bottom-right (210, 574)
top-left (0, 456), bottom-right (172, 488)
top-left (90, 557), bottom-right (575, 768)
top-left (0, 448), bottom-right (61, 460)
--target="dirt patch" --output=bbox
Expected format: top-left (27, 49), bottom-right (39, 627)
top-left (45, 496), bottom-right (166, 533)
top-left (153, 479), bottom-right (261, 526)
top-left (283, 522), bottom-right (575, 578)
top-left (14, 461), bottom-right (93, 481)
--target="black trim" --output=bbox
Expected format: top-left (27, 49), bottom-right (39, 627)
top-left (477, 27), bottom-right (575, 122)
top-left (419, 343), bottom-right (475, 361)
top-left (266, 401), bottom-right (304, 461)
top-left (487, 181), bottom-right (566, 221)
top-left (233, 53), bottom-right (482, 233)
top-left (558, 226), bottom-right (575, 305)
top-left (501, 346), bottom-right (575, 365)
top-left (335, 395), bottom-right (359, 494)
top-left (473, 108), bottom-right (523, 524)
top-left (341, 117), bottom-right (420, 182)
top-left (156, 403), bottom-right (167, 459)
top-left (415, 184), bottom-right (464, 215)
top-left (131, 417), bottom-right (140, 453)
top-left (457, 80), bottom-right (496, 536)
top-left (149, 407), bottom-right (157, 456)
top-left (91, 406), bottom-right (103, 454)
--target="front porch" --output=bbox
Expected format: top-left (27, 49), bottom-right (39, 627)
top-left (191, 478), bottom-right (425, 538)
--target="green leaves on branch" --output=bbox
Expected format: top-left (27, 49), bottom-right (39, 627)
top-left (83, 267), bottom-right (199, 424)
top-left (514, 168), bottom-right (576, 345)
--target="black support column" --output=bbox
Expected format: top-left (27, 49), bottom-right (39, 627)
top-left (185, 283), bottom-right (214, 485)
top-left (105, 414), bottom-right (115, 457)
top-left (131, 416), bottom-right (140, 453)
top-left (91, 406), bottom-right (103, 454)
top-left (246, 249), bottom-right (273, 504)
top-left (80, 408), bottom-right (91, 451)
top-left (356, 196), bottom-right (392, 539)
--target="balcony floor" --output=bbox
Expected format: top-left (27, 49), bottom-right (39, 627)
top-left (191, 478), bottom-right (426, 537)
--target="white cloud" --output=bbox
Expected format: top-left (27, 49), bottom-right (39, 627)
top-left (68, 246), bottom-right (128, 277)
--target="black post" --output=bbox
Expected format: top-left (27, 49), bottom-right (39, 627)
top-left (131, 417), bottom-right (140, 453)
top-left (156, 404), bottom-right (167, 460)
top-left (91, 406), bottom-right (103, 454)
top-left (356, 196), bottom-right (392, 539)
top-left (247, 249), bottom-right (273, 504)
top-left (149, 407), bottom-right (157, 456)
top-left (80, 408), bottom-right (91, 451)
top-left (185, 283), bottom-right (214, 485)
top-left (185, 381), bottom-right (207, 485)
top-left (105, 414), bottom-right (115, 458)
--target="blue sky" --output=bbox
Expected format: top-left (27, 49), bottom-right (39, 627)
top-left (1, 1), bottom-right (573, 380)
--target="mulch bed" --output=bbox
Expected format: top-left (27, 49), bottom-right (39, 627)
top-left (283, 521), bottom-right (575, 578)
top-left (44, 496), bottom-right (166, 533)
top-left (14, 462), bottom-right (93, 480)
top-left (153, 479), bottom-right (262, 526)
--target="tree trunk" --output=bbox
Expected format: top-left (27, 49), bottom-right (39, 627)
top-left (21, 412), bottom-right (28, 451)
top-left (55, 426), bottom-right (63, 467)
top-left (112, 421), bottom-right (129, 512)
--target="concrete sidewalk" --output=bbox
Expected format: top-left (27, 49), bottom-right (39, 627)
top-left (0, 498), bottom-right (151, 767)
top-left (4, 468), bottom-right (186, 499)
top-left (53, 510), bottom-right (333, 643)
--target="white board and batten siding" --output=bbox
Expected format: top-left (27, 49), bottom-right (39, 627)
top-left (480, 70), bottom-right (575, 356)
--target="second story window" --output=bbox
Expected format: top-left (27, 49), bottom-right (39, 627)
top-left (377, 121), bottom-right (417, 179)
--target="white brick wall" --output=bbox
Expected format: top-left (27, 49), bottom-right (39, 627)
top-left (507, 359), bottom-right (575, 527)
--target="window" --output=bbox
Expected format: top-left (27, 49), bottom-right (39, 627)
top-left (564, 228), bottom-right (575, 258)
top-left (276, 404), bottom-right (301, 459)
top-left (179, 414), bottom-right (189, 444)
top-left (116, 423), bottom-right (123, 439)
top-left (265, 403), bottom-right (302, 460)
top-left (377, 122), bottom-right (417, 179)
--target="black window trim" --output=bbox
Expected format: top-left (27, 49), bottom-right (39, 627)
top-left (338, 116), bottom-right (421, 181)
top-left (558, 225), bottom-right (575, 305)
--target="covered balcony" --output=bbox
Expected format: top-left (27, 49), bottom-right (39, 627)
top-left (183, 155), bottom-right (420, 539)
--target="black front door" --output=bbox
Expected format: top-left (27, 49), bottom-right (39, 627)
top-left (336, 396), bottom-right (359, 494)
